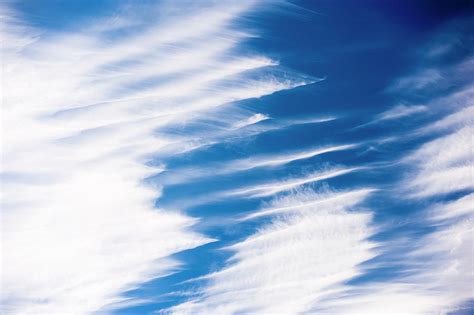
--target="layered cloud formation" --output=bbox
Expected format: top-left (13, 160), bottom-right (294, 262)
top-left (1, 1), bottom-right (312, 313)
top-left (1, 1), bottom-right (473, 315)
top-left (168, 13), bottom-right (474, 315)
top-left (171, 189), bottom-right (376, 314)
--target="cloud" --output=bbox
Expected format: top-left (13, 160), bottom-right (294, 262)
top-left (376, 104), bottom-right (427, 121)
top-left (423, 104), bottom-right (474, 133)
top-left (311, 194), bottom-right (473, 315)
top-left (311, 72), bottom-right (474, 315)
top-left (166, 13), bottom-right (474, 315)
top-left (229, 144), bottom-right (357, 170)
top-left (170, 189), bottom-right (376, 314)
top-left (242, 188), bottom-right (375, 220)
top-left (160, 143), bottom-right (356, 186)
top-left (232, 113), bottom-right (270, 129)
top-left (3, 2), bottom-right (472, 314)
top-left (0, 1), bottom-right (312, 314)
top-left (388, 68), bottom-right (444, 93)
top-left (353, 104), bottom-right (428, 130)
top-left (431, 192), bottom-right (473, 220)
top-left (404, 109), bottom-right (473, 198)
top-left (225, 167), bottom-right (360, 198)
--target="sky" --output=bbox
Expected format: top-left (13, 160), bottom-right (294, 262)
top-left (1, 0), bottom-right (473, 314)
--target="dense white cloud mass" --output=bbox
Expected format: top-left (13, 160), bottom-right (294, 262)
top-left (0, 1), bottom-right (311, 314)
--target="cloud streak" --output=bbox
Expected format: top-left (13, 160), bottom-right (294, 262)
top-left (170, 189), bottom-right (376, 314)
top-left (376, 104), bottom-right (427, 121)
top-left (160, 143), bottom-right (355, 186)
top-left (169, 22), bottom-right (474, 315)
top-left (225, 167), bottom-right (360, 198)
top-left (311, 60), bottom-right (474, 315)
top-left (0, 1), bottom-right (312, 314)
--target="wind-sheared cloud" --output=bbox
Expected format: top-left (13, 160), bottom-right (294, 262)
top-left (3, 2), bottom-right (473, 314)
top-left (376, 104), bottom-right (427, 121)
top-left (151, 109), bottom-right (331, 163)
top-left (157, 165), bottom-right (360, 211)
top-left (242, 188), bottom-right (375, 220)
top-left (431, 192), bottom-right (473, 220)
top-left (225, 167), bottom-right (360, 198)
top-left (405, 107), bottom-right (473, 198)
top-left (423, 104), bottom-right (474, 133)
top-left (0, 1), bottom-right (312, 314)
top-left (229, 144), bottom-right (357, 170)
top-left (311, 60), bottom-right (474, 315)
top-left (170, 189), bottom-right (376, 314)
top-left (160, 144), bottom-right (355, 185)
top-left (354, 104), bottom-right (428, 129)
top-left (311, 193), bottom-right (473, 315)
top-left (169, 26), bottom-right (474, 314)
top-left (232, 113), bottom-right (270, 129)
top-left (387, 99), bottom-right (473, 312)
top-left (388, 68), bottom-right (444, 93)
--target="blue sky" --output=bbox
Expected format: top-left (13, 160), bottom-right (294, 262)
top-left (1, 1), bottom-right (473, 314)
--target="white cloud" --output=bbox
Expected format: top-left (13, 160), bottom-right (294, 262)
top-left (431, 192), bottom-right (473, 220)
top-left (232, 113), bottom-right (270, 129)
top-left (312, 196), bottom-right (473, 315)
top-left (311, 91), bottom-right (474, 315)
top-left (376, 104), bottom-right (427, 121)
top-left (230, 144), bottom-right (357, 170)
top-left (389, 68), bottom-right (444, 92)
top-left (242, 188), bottom-right (375, 220)
top-left (0, 1), bottom-right (312, 314)
top-left (405, 117), bottom-right (473, 198)
top-left (424, 104), bottom-right (474, 133)
top-left (170, 189), bottom-right (376, 314)
top-left (226, 167), bottom-right (360, 198)
top-left (161, 144), bottom-right (355, 186)
top-left (165, 19), bottom-right (474, 315)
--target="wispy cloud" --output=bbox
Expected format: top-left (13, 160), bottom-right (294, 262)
top-left (3, 2), bottom-right (473, 314)
top-left (312, 193), bottom-right (473, 315)
top-left (160, 143), bottom-right (356, 185)
top-left (353, 104), bottom-right (428, 130)
top-left (168, 17), bottom-right (474, 314)
top-left (388, 68), bottom-right (444, 93)
top-left (311, 53), bottom-right (474, 315)
top-left (225, 167), bottom-right (360, 198)
top-left (230, 144), bottom-right (357, 170)
top-left (242, 188), bottom-right (375, 220)
top-left (376, 104), bottom-right (427, 121)
top-left (0, 1), bottom-right (312, 314)
top-left (404, 108), bottom-right (473, 198)
top-left (423, 104), bottom-right (474, 133)
top-left (170, 189), bottom-right (376, 314)
top-left (232, 113), bottom-right (270, 129)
